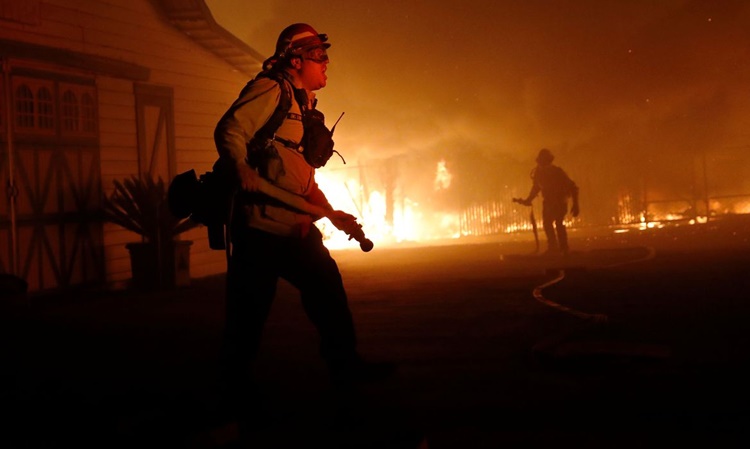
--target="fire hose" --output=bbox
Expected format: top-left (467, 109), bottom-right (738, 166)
top-left (512, 197), bottom-right (539, 253)
top-left (257, 177), bottom-right (374, 252)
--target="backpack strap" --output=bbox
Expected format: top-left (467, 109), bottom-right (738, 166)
top-left (251, 72), bottom-right (292, 144)
top-left (247, 71), bottom-right (308, 153)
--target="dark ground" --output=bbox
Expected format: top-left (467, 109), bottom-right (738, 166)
top-left (2, 216), bottom-right (750, 448)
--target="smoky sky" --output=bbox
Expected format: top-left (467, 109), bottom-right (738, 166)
top-left (206, 0), bottom-right (750, 206)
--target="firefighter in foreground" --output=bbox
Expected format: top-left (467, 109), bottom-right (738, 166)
top-left (213, 23), bottom-right (393, 423)
top-left (517, 148), bottom-right (580, 256)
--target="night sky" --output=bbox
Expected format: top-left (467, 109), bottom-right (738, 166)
top-left (205, 0), bottom-right (750, 221)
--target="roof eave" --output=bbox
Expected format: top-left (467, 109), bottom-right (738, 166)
top-left (151, 0), bottom-right (263, 77)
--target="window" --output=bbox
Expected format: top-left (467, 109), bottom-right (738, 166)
top-left (10, 76), bottom-right (97, 138)
top-left (14, 84), bottom-right (34, 129)
top-left (60, 82), bottom-right (96, 137)
top-left (61, 89), bottom-right (79, 132)
top-left (12, 76), bottom-right (56, 135)
top-left (37, 86), bottom-right (55, 130)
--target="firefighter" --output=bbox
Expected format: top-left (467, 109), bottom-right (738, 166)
top-left (213, 23), bottom-right (394, 430)
top-left (518, 148), bottom-right (580, 255)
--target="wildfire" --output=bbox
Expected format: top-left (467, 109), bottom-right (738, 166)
top-left (316, 160), bottom-right (748, 250)
top-left (316, 159), bottom-right (462, 249)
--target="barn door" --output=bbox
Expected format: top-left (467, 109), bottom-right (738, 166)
top-left (1, 63), bottom-right (104, 292)
top-left (134, 84), bottom-right (175, 184)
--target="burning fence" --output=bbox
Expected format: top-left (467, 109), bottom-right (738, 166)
top-left (316, 157), bottom-right (556, 249)
top-left (314, 149), bottom-right (749, 250)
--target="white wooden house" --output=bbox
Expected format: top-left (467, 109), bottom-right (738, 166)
top-left (0, 0), bottom-right (261, 292)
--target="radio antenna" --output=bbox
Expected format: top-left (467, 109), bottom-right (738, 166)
top-left (331, 112), bottom-right (345, 134)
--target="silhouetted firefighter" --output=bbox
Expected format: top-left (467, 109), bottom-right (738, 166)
top-left (514, 148), bottom-right (579, 256)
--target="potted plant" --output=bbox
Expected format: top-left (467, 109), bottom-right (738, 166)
top-left (102, 175), bottom-right (199, 290)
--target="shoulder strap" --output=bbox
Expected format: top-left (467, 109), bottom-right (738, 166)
top-left (252, 71), bottom-right (294, 143)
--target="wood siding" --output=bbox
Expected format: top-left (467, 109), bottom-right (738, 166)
top-left (1, 0), bottom-right (258, 289)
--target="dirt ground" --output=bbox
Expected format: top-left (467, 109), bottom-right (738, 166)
top-left (2, 216), bottom-right (750, 448)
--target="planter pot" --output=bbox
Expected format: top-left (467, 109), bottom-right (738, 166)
top-left (125, 240), bottom-right (192, 290)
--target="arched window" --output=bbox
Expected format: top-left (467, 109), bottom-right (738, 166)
top-left (11, 76), bottom-right (96, 137)
top-left (81, 92), bottom-right (97, 133)
top-left (15, 84), bottom-right (35, 129)
top-left (61, 90), bottom-right (79, 132)
top-left (37, 87), bottom-right (55, 130)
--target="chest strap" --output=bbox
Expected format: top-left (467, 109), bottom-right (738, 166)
top-left (272, 111), bottom-right (304, 151)
top-left (273, 135), bottom-right (302, 151)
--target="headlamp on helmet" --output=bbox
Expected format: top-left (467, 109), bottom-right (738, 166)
top-left (275, 23), bottom-right (330, 60)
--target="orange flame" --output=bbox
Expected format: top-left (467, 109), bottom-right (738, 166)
top-left (316, 160), bottom-right (462, 249)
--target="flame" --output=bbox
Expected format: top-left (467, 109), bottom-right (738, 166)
top-left (315, 160), bottom-right (462, 249)
top-left (315, 158), bottom-right (565, 248)
top-left (736, 201), bottom-right (750, 214)
top-left (434, 159), bottom-right (452, 191)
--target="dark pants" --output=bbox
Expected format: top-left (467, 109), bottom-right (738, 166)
top-left (542, 200), bottom-right (569, 252)
top-left (219, 225), bottom-right (358, 400)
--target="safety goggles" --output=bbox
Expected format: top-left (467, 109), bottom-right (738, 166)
top-left (301, 46), bottom-right (329, 63)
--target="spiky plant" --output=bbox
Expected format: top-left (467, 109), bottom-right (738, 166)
top-left (102, 175), bottom-right (198, 245)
